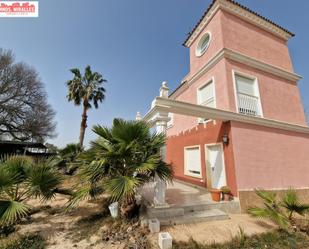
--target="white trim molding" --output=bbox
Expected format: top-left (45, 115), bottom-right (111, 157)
top-left (170, 48), bottom-right (302, 99)
top-left (184, 0), bottom-right (293, 47)
top-left (224, 49), bottom-right (301, 82)
top-left (144, 97), bottom-right (309, 135)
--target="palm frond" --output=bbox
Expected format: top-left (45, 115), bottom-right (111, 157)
top-left (154, 160), bottom-right (174, 182)
top-left (254, 189), bottom-right (277, 206)
top-left (132, 155), bottom-right (160, 174)
top-left (70, 68), bottom-right (81, 78)
top-left (103, 176), bottom-right (140, 202)
top-left (26, 162), bottom-right (62, 201)
top-left (3, 155), bottom-right (32, 183)
top-left (248, 205), bottom-right (289, 229)
top-left (0, 200), bottom-right (29, 225)
top-left (281, 188), bottom-right (309, 218)
top-left (67, 183), bottom-right (104, 210)
top-left (78, 159), bottom-right (108, 182)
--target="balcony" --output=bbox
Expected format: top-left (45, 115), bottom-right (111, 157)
top-left (237, 93), bottom-right (261, 116)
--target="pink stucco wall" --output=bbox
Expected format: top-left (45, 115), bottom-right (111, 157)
top-left (168, 59), bottom-right (230, 136)
top-left (225, 59), bottom-right (307, 126)
top-left (231, 121), bottom-right (309, 190)
top-left (188, 10), bottom-right (225, 77)
top-left (188, 9), bottom-right (295, 78)
top-left (168, 56), bottom-right (307, 137)
top-left (220, 11), bottom-right (294, 72)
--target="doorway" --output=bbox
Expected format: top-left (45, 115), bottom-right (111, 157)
top-left (205, 143), bottom-right (227, 189)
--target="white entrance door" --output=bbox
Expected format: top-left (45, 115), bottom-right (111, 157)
top-left (206, 144), bottom-right (226, 189)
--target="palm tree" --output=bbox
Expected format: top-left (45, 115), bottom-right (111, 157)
top-left (281, 188), bottom-right (309, 221)
top-left (67, 65), bottom-right (107, 147)
top-left (0, 156), bottom-right (63, 225)
top-left (69, 119), bottom-right (173, 217)
top-left (248, 188), bottom-right (309, 230)
top-left (248, 189), bottom-right (289, 229)
top-left (56, 143), bottom-right (82, 175)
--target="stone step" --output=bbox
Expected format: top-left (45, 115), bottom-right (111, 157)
top-left (147, 207), bottom-right (184, 219)
top-left (181, 200), bottom-right (241, 214)
top-left (158, 209), bottom-right (229, 226)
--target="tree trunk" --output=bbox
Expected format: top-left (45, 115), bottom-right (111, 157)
top-left (79, 103), bottom-right (88, 148)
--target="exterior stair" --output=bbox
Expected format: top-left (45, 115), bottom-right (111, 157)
top-left (144, 200), bottom-right (238, 226)
top-left (154, 209), bottom-right (228, 226)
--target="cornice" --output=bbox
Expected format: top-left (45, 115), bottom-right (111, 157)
top-left (170, 48), bottom-right (301, 99)
top-left (184, 0), bottom-right (293, 47)
top-left (144, 97), bottom-right (309, 135)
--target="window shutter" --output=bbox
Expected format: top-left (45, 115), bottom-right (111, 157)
top-left (185, 147), bottom-right (201, 176)
top-left (235, 75), bottom-right (255, 96)
top-left (198, 81), bottom-right (214, 108)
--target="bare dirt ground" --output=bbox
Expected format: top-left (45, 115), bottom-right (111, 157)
top-left (6, 178), bottom-right (276, 249)
top-left (16, 194), bottom-right (276, 249)
top-left (148, 214), bottom-right (276, 247)
top-left (22, 196), bottom-right (112, 249)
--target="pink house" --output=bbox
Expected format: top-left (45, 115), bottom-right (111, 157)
top-left (143, 0), bottom-right (309, 210)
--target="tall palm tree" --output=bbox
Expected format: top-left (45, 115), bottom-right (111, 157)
top-left (69, 119), bottom-right (173, 217)
top-left (0, 156), bottom-right (63, 225)
top-left (67, 65), bottom-right (107, 147)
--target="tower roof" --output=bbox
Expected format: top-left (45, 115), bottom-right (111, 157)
top-left (183, 0), bottom-right (294, 47)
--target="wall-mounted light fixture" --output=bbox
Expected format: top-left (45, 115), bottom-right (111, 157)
top-left (222, 134), bottom-right (229, 145)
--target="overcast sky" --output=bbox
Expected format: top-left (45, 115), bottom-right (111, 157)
top-left (1, 0), bottom-right (308, 147)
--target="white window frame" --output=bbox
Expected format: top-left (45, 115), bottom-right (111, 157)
top-left (184, 145), bottom-right (202, 178)
top-left (197, 77), bottom-right (216, 123)
top-left (195, 31), bottom-right (212, 57)
top-left (232, 70), bottom-right (263, 117)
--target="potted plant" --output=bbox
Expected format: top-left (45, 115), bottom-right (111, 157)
top-left (221, 186), bottom-right (232, 201)
top-left (210, 188), bottom-right (221, 202)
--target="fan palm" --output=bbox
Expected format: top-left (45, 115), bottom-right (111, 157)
top-left (248, 188), bottom-right (309, 230)
top-left (69, 119), bottom-right (173, 217)
top-left (0, 155), bottom-right (62, 225)
top-left (281, 188), bottom-right (309, 220)
top-left (67, 65), bottom-right (107, 147)
top-left (56, 143), bottom-right (82, 175)
top-left (248, 189), bottom-right (289, 229)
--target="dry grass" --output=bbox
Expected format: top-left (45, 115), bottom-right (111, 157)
top-left (172, 229), bottom-right (309, 249)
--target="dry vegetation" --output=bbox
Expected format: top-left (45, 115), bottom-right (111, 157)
top-left (2, 178), bottom-right (309, 249)
top-left (0, 176), bottom-right (151, 249)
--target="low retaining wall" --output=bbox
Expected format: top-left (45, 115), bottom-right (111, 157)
top-left (239, 188), bottom-right (309, 212)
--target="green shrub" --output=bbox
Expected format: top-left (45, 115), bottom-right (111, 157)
top-left (0, 233), bottom-right (45, 249)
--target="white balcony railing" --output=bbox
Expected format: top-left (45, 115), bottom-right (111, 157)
top-left (237, 93), bottom-right (260, 116)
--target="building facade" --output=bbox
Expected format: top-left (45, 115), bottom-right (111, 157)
top-left (163, 0), bottom-right (309, 209)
